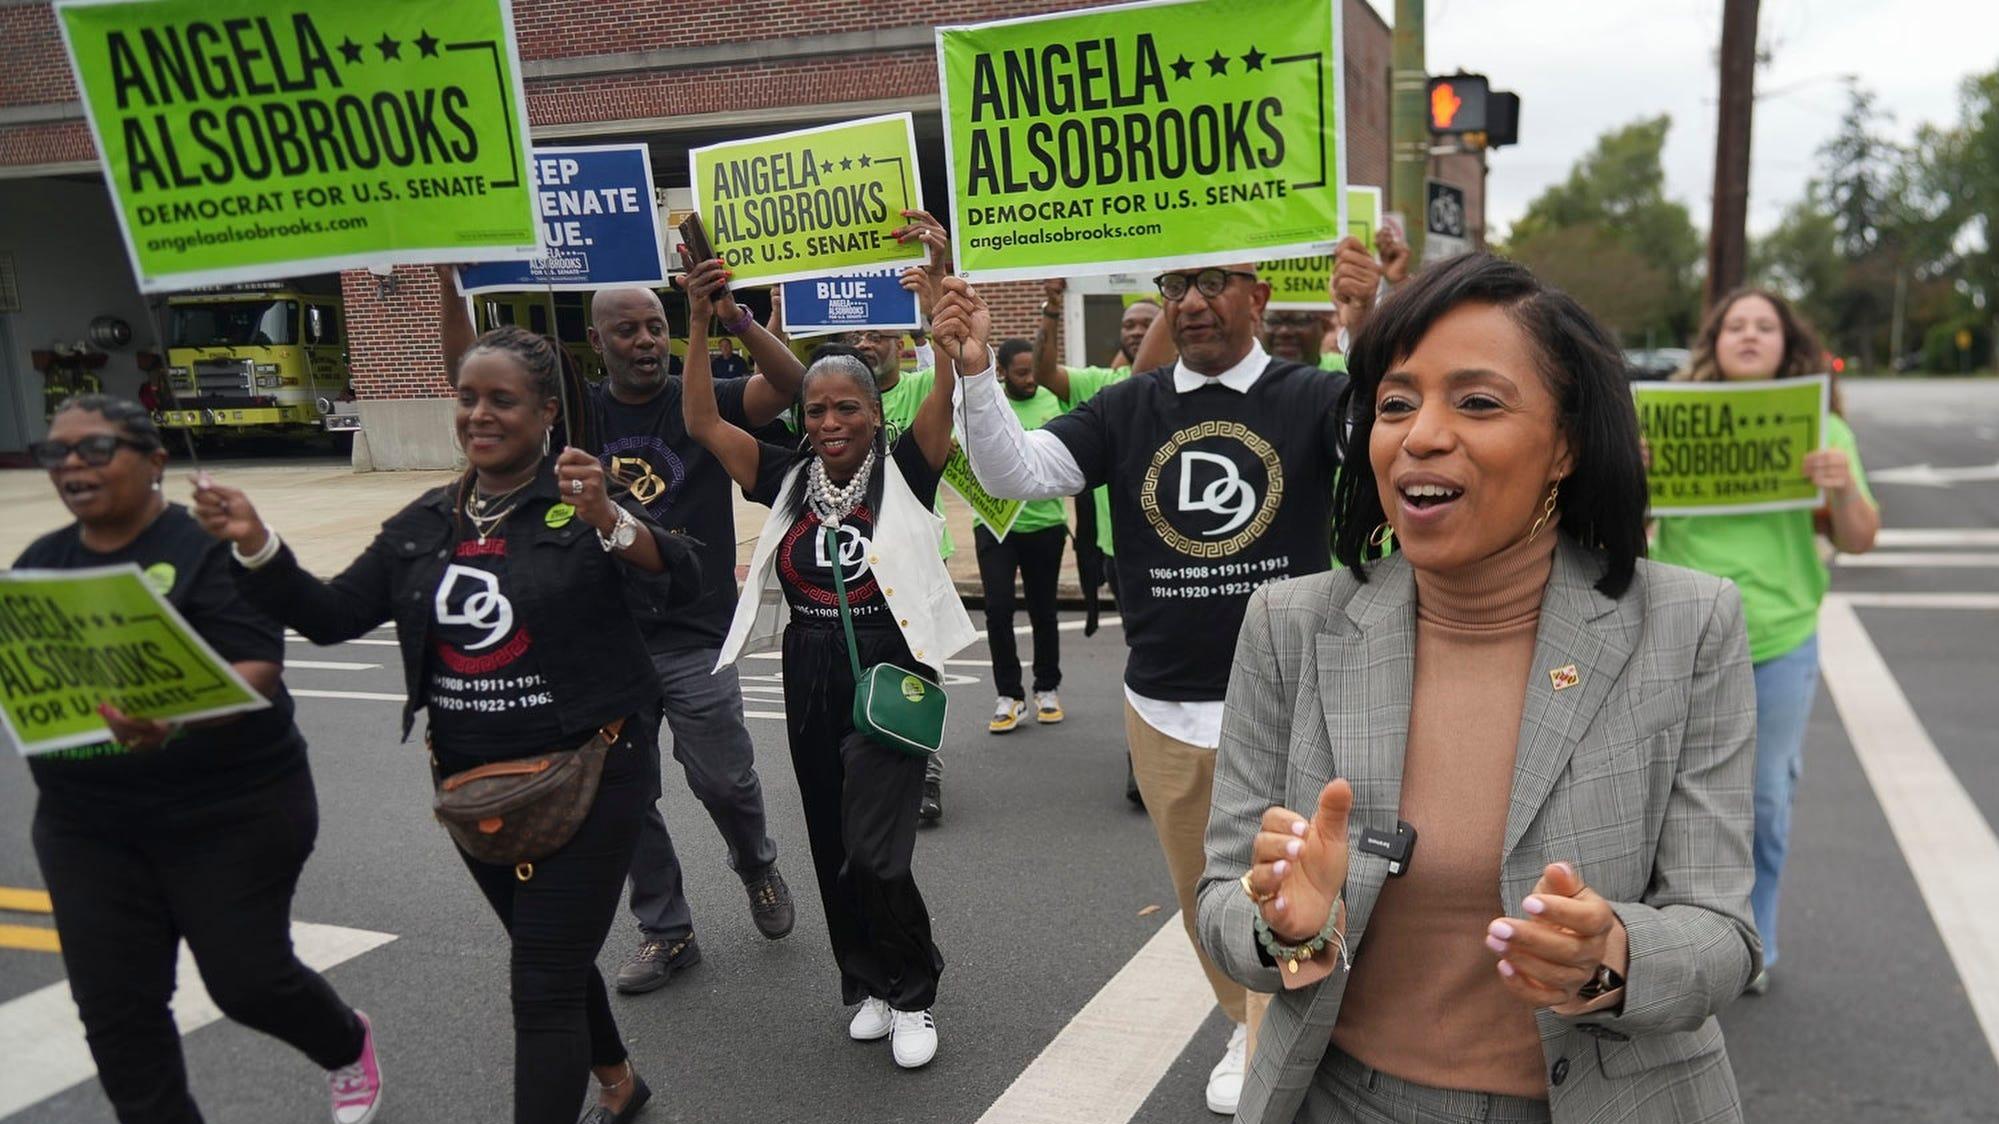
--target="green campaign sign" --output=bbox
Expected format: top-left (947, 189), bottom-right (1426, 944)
top-left (1262, 184), bottom-right (1381, 311)
top-left (937, 0), bottom-right (1345, 283)
top-left (941, 444), bottom-right (1024, 540)
top-left (1635, 376), bottom-right (1829, 516)
top-left (56, 0), bottom-right (539, 292)
top-left (689, 113), bottom-right (927, 288)
top-left (0, 565), bottom-right (269, 757)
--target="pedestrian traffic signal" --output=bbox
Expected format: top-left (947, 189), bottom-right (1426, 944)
top-left (1427, 74), bottom-right (1488, 134)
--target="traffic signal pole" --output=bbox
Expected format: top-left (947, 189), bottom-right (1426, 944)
top-left (1705, 0), bottom-right (1759, 307)
top-left (1391, 0), bottom-right (1427, 262)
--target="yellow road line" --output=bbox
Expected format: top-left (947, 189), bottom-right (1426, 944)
top-left (0, 888), bottom-right (53, 914)
top-left (0, 924), bottom-right (60, 953)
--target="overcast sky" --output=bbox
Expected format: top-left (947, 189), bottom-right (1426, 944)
top-left (1361, 0), bottom-right (1999, 240)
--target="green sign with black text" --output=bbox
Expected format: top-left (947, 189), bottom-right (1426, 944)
top-left (0, 565), bottom-right (269, 757)
top-left (1262, 184), bottom-right (1379, 311)
top-left (1635, 376), bottom-right (1829, 515)
top-left (937, 0), bottom-right (1345, 282)
top-left (688, 113), bottom-right (927, 288)
top-left (56, 0), bottom-right (539, 291)
top-left (941, 444), bottom-right (1024, 540)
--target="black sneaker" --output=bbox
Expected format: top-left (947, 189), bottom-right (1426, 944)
top-left (746, 866), bottom-right (795, 940)
top-left (614, 934), bottom-right (700, 995)
top-left (919, 780), bottom-right (942, 824)
top-left (1126, 755), bottom-right (1145, 808)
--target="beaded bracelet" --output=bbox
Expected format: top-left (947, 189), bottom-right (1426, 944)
top-left (1253, 901), bottom-right (1349, 976)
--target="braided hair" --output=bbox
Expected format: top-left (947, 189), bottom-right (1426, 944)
top-left (457, 325), bottom-right (598, 454)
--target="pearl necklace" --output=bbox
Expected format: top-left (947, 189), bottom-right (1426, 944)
top-left (806, 448), bottom-right (875, 528)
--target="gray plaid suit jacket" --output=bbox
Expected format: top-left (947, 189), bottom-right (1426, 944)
top-left (1197, 540), bottom-right (1761, 1124)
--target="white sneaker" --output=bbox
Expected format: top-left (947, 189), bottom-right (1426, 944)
top-left (1033, 690), bottom-right (1065, 723)
top-left (1205, 1022), bottom-right (1248, 1115)
top-left (891, 1007), bottom-right (938, 1069)
top-left (989, 696), bottom-right (1025, 734)
top-left (848, 997), bottom-right (893, 1041)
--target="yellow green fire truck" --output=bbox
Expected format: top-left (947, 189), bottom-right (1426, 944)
top-left (159, 287), bottom-right (349, 434)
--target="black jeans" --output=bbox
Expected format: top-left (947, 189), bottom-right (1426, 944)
top-left (974, 523), bottom-right (1066, 699)
top-left (437, 719), bottom-right (649, 1124)
top-left (31, 763), bottom-right (363, 1124)
top-left (782, 622), bottom-right (944, 1011)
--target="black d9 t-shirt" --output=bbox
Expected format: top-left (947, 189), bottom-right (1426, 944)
top-left (1041, 360), bottom-right (1348, 701)
top-left (747, 438), bottom-right (940, 627)
top-left (14, 504), bottom-right (305, 809)
top-left (423, 532), bottom-right (564, 757)
top-left (593, 375), bottom-right (764, 653)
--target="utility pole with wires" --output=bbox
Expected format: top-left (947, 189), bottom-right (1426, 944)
top-left (1705, 0), bottom-right (1760, 308)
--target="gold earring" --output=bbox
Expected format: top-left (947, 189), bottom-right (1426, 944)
top-left (1528, 480), bottom-right (1560, 542)
top-left (1368, 521), bottom-right (1393, 548)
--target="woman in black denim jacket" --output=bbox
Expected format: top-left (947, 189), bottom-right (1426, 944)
top-left (195, 327), bottom-right (697, 1124)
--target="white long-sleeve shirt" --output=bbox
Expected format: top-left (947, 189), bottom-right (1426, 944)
top-left (954, 343), bottom-right (1277, 748)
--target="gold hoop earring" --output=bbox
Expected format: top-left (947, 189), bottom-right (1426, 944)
top-left (1368, 521), bottom-right (1393, 548)
top-left (1528, 480), bottom-right (1560, 542)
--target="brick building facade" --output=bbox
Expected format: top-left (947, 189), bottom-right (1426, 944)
top-left (0, 0), bottom-right (1478, 465)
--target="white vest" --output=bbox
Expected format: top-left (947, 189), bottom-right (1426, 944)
top-left (717, 456), bottom-right (977, 672)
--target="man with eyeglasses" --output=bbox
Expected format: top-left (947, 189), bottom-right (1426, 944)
top-left (955, 262), bottom-right (1348, 1117)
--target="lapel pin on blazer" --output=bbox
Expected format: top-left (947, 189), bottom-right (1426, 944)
top-left (1549, 664), bottom-right (1581, 691)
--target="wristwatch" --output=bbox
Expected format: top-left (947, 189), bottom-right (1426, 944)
top-left (1575, 962), bottom-right (1625, 1000)
top-left (598, 506), bottom-right (640, 553)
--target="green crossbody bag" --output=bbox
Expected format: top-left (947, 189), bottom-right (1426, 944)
top-left (825, 526), bottom-right (947, 757)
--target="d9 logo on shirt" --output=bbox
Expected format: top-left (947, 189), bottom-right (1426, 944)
top-left (1140, 421), bottom-right (1285, 558)
top-left (435, 564), bottom-right (514, 651)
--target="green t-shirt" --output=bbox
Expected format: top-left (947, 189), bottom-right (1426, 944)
top-left (1651, 413), bottom-right (1874, 663)
top-left (878, 367), bottom-right (952, 558)
top-left (1061, 365), bottom-right (1126, 556)
top-left (983, 388), bottom-right (1068, 535)
top-left (1318, 350), bottom-right (1347, 372)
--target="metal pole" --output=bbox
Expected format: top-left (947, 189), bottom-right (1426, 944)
top-left (1391, 0), bottom-right (1428, 263)
top-left (1705, 0), bottom-right (1760, 308)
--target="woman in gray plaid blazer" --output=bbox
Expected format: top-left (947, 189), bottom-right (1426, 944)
top-left (1198, 255), bottom-right (1760, 1123)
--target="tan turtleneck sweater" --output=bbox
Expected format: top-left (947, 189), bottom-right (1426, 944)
top-left (1329, 526), bottom-right (1558, 1099)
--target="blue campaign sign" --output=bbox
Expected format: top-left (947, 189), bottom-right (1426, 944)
top-left (781, 269), bottom-right (921, 334)
top-left (459, 144), bottom-right (667, 294)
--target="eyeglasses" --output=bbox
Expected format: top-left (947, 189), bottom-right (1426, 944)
top-left (29, 434), bottom-right (155, 469)
top-left (1154, 269), bottom-right (1258, 301)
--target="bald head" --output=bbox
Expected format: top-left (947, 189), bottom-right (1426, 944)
top-left (588, 286), bottom-right (671, 402)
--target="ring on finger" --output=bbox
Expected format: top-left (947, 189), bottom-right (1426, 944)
top-left (571, 478), bottom-right (583, 495)
top-left (1240, 871), bottom-right (1277, 905)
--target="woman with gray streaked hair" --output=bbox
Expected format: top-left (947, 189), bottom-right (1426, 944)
top-left (683, 273), bottom-right (978, 1071)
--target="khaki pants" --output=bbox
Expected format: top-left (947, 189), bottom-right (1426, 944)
top-left (1125, 701), bottom-right (1270, 1049)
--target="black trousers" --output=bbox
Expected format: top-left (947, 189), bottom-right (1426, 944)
top-left (781, 622), bottom-right (944, 1011)
top-left (31, 763), bottom-right (363, 1124)
top-left (974, 523), bottom-right (1066, 699)
top-left (437, 720), bottom-right (649, 1124)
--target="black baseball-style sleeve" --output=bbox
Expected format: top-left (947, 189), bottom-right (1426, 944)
top-left (715, 376), bottom-right (754, 431)
top-left (746, 442), bottom-right (807, 507)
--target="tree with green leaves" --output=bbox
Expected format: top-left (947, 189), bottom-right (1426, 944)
top-left (1502, 116), bottom-right (1704, 344)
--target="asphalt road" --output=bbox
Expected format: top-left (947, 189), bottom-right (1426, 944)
top-left (3, 378), bottom-right (1997, 1123)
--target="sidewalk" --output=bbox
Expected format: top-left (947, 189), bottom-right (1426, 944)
top-left (0, 462), bottom-right (1095, 603)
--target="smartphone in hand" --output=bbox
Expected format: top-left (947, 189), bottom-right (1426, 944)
top-left (678, 213), bottom-right (716, 268)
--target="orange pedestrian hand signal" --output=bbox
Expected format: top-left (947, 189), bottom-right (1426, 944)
top-left (1431, 82), bottom-right (1463, 129)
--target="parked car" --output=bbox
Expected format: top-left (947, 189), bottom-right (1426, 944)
top-left (1623, 347), bottom-right (1690, 381)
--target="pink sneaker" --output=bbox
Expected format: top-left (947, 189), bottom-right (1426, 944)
top-left (329, 1010), bottom-right (383, 1124)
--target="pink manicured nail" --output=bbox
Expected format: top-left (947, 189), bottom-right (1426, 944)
top-left (1489, 921), bottom-right (1515, 940)
top-left (1523, 896), bottom-right (1546, 915)
top-left (1290, 821), bottom-right (1308, 837)
top-left (1272, 860), bottom-right (1289, 879)
top-left (1284, 839), bottom-right (1302, 859)
top-left (1498, 960), bottom-right (1517, 978)
top-left (1273, 896), bottom-right (1287, 912)
top-left (1485, 935), bottom-right (1508, 954)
